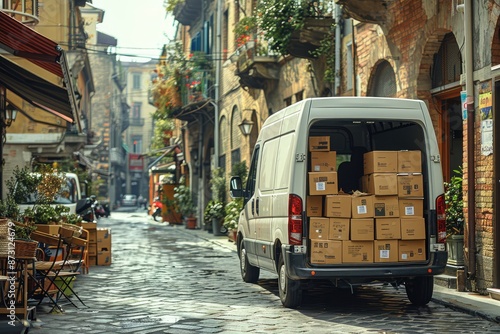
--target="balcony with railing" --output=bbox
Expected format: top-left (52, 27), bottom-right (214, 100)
top-left (336, 0), bottom-right (393, 25)
top-left (130, 117), bottom-right (145, 127)
top-left (0, 0), bottom-right (39, 25)
top-left (287, 0), bottom-right (335, 59)
top-left (172, 0), bottom-right (202, 26)
top-left (234, 36), bottom-right (279, 90)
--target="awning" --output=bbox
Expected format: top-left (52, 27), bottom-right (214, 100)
top-left (0, 11), bottom-right (79, 127)
top-left (0, 11), bottom-right (64, 77)
top-left (0, 55), bottom-right (74, 122)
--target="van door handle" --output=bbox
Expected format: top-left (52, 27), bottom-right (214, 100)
top-left (251, 199), bottom-right (255, 216)
top-left (255, 198), bottom-right (259, 215)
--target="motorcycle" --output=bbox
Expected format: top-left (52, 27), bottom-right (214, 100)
top-left (76, 195), bottom-right (97, 223)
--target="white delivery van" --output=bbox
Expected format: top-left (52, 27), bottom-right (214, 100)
top-left (230, 97), bottom-right (447, 308)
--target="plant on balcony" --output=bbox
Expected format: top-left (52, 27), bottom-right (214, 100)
top-left (234, 16), bottom-right (258, 47)
top-left (165, 0), bottom-right (184, 12)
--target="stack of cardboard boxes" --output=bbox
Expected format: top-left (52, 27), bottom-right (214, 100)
top-left (307, 137), bottom-right (425, 265)
top-left (79, 222), bottom-right (112, 266)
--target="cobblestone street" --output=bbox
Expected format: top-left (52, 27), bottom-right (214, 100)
top-left (26, 211), bottom-right (500, 333)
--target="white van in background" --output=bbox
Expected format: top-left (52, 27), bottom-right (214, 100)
top-left (230, 97), bottom-right (448, 308)
top-left (17, 172), bottom-right (86, 214)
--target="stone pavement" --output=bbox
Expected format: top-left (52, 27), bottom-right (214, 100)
top-left (16, 209), bottom-right (500, 333)
top-left (182, 216), bottom-right (500, 325)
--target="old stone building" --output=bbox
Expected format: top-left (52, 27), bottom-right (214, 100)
top-left (165, 0), bottom-right (499, 293)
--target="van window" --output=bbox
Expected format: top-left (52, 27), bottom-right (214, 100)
top-left (245, 145), bottom-right (260, 202)
top-left (275, 133), bottom-right (294, 189)
top-left (259, 138), bottom-right (279, 192)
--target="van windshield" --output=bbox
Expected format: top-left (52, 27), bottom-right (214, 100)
top-left (16, 178), bottom-right (78, 205)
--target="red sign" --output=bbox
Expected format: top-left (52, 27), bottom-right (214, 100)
top-left (129, 154), bottom-right (144, 171)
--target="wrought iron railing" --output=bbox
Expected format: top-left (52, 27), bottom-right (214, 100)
top-left (0, 0), bottom-right (39, 24)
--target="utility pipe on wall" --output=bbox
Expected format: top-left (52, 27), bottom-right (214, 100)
top-left (464, 0), bottom-right (476, 279)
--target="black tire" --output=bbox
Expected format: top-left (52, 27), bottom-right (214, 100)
top-left (405, 276), bottom-right (434, 306)
top-left (278, 253), bottom-right (302, 308)
top-left (239, 239), bottom-right (260, 283)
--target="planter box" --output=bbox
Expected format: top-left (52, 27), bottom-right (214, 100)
top-left (446, 235), bottom-right (464, 266)
top-left (35, 224), bottom-right (61, 235)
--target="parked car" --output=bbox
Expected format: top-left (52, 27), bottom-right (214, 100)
top-left (122, 194), bottom-right (137, 207)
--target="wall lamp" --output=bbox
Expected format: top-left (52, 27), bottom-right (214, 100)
top-left (4, 103), bottom-right (18, 127)
top-left (238, 118), bottom-right (253, 136)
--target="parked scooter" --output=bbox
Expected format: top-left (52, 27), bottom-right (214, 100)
top-left (76, 195), bottom-right (97, 223)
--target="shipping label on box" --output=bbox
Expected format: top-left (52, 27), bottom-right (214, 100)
top-left (309, 217), bottom-right (329, 239)
top-left (310, 151), bottom-right (337, 172)
top-left (324, 194), bottom-right (351, 217)
top-left (400, 217), bottom-right (426, 240)
top-left (398, 240), bottom-right (426, 261)
top-left (328, 218), bottom-right (350, 240)
top-left (365, 173), bottom-right (398, 195)
top-left (310, 239), bottom-right (342, 264)
top-left (363, 151), bottom-right (398, 174)
top-left (350, 219), bottom-right (374, 241)
top-left (309, 136), bottom-right (330, 151)
top-left (374, 240), bottom-right (399, 262)
top-left (373, 195), bottom-right (400, 217)
top-left (308, 172), bottom-right (338, 195)
top-left (351, 194), bottom-right (374, 218)
top-left (375, 218), bottom-right (401, 240)
top-left (399, 198), bottom-right (424, 217)
top-left (342, 241), bottom-right (373, 263)
top-left (398, 150), bottom-right (422, 173)
top-left (397, 173), bottom-right (424, 197)
top-left (306, 196), bottom-right (323, 217)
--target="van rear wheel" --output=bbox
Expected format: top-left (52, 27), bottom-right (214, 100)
top-left (239, 239), bottom-right (259, 283)
top-left (405, 276), bottom-right (433, 306)
top-left (278, 254), bottom-right (302, 308)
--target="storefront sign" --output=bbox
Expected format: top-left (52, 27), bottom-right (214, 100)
top-left (479, 81), bottom-right (493, 156)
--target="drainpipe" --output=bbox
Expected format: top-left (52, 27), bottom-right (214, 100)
top-left (334, 4), bottom-right (341, 96)
top-left (214, 0), bottom-right (222, 169)
top-left (464, 0), bottom-right (476, 279)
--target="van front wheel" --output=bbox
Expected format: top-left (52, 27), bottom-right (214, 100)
top-left (239, 239), bottom-right (260, 283)
top-left (405, 276), bottom-right (433, 306)
top-left (278, 254), bottom-right (302, 308)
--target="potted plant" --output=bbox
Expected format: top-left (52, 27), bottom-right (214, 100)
top-left (223, 199), bottom-right (242, 242)
top-left (174, 179), bottom-right (197, 229)
top-left (444, 167), bottom-right (464, 266)
top-left (205, 167), bottom-right (226, 235)
top-left (204, 200), bottom-right (225, 234)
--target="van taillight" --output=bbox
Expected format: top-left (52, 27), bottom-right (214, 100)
top-left (436, 194), bottom-right (446, 243)
top-left (289, 194), bottom-right (303, 245)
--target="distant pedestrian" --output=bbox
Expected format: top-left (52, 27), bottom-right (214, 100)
top-left (152, 197), bottom-right (163, 221)
top-left (138, 195), bottom-right (144, 207)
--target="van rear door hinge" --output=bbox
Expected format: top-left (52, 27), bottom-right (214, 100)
top-left (296, 153), bottom-right (306, 162)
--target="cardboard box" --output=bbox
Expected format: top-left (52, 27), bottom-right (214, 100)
top-left (309, 136), bottom-right (330, 151)
top-left (351, 194), bottom-right (374, 218)
top-left (310, 239), bottom-right (342, 264)
top-left (97, 249), bottom-right (112, 266)
top-left (35, 224), bottom-right (61, 235)
top-left (350, 218), bottom-right (374, 241)
top-left (342, 241), bottom-right (373, 263)
top-left (88, 230), bottom-right (97, 244)
top-left (397, 173), bottom-right (424, 197)
top-left (88, 243), bottom-right (97, 257)
top-left (309, 217), bottom-right (329, 239)
top-left (400, 217), bottom-right (426, 240)
top-left (89, 255), bottom-right (97, 266)
top-left (310, 151), bottom-right (337, 172)
top-left (375, 218), bottom-right (401, 240)
top-left (324, 194), bottom-right (351, 217)
top-left (373, 196), bottom-right (400, 218)
top-left (363, 151), bottom-right (398, 174)
top-left (306, 196), bottom-right (323, 216)
top-left (399, 198), bottom-right (424, 217)
top-left (97, 228), bottom-right (112, 250)
top-left (78, 221), bottom-right (97, 230)
top-left (364, 173), bottom-right (398, 195)
top-left (398, 150), bottom-right (422, 173)
top-left (374, 240), bottom-right (399, 262)
top-left (308, 172), bottom-right (338, 195)
top-left (328, 218), bottom-right (350, 240)
top-left (399, 240), bottom-right (426, 261)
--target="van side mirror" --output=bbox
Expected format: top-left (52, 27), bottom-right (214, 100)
top-left (229, 176), bottom-right (243, 198)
